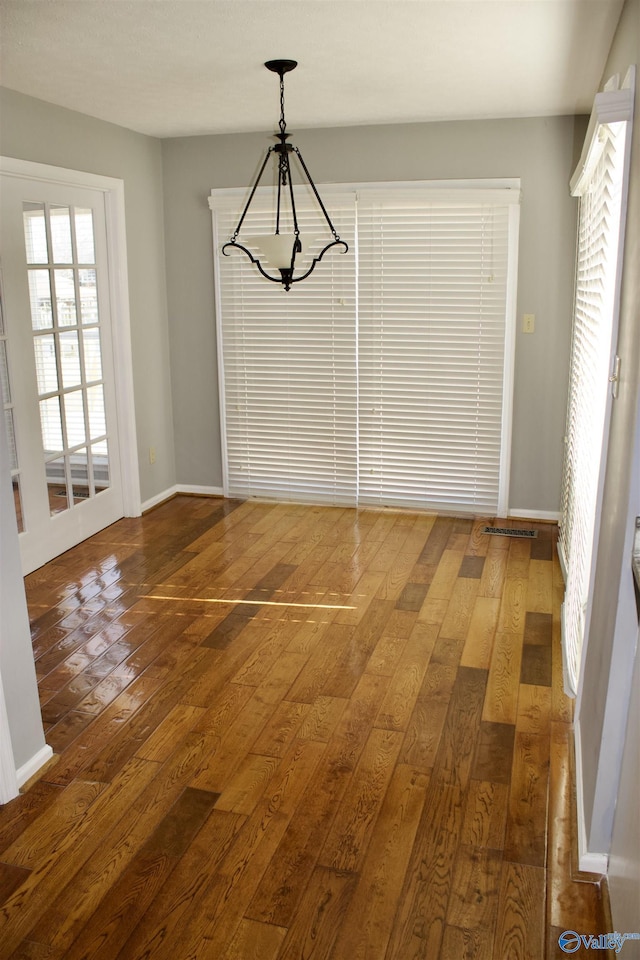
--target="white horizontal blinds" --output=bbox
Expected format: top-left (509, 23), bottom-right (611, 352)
top-left (358, 191), bottom-right (511, 512)
top-left (214, 192), bottom-right (358, 505)
top-left (559, 121), bottom-right (627, 696)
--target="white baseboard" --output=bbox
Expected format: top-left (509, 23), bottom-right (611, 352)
top-left (177, 484), bottom-right (225, 497)
top-left (141, 484), bottom-right (225, 513)
top-left (508, 508), bottom-right (561, 522)
top-left (141, 485), bottom-right (178, 512)
top-left (574, 721), bottom-right (609, 876)
top-left (16, 744), bottom-right (54, 789)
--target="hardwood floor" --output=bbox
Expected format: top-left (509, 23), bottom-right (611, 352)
top-left (0, 496), bottom-right (611, 959)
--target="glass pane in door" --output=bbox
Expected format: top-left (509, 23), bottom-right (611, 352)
top-left (22, 201), bottom-right (111, 515)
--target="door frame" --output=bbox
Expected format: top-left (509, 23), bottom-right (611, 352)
top-left (0, 156), bottom-right (141, 519)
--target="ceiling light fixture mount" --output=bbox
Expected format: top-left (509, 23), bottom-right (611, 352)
top-left (222, 59), bottom-right (348, 291)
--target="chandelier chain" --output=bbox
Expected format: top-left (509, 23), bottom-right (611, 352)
top-left (279, 75), bottom-right (287, 136)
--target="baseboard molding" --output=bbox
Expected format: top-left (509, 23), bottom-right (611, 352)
top-left (574, 721), bottom-right (609, 876)
top-left (141, 484), bottom-right (225, 513)
top-left (16, 744), bottom-right (54, 789)
top-left (176, 484), bottom-right (225, 498)
top-left (507, 508), bottom-right (561, 522)
top-left (141, 485), bottom-right (177, 513)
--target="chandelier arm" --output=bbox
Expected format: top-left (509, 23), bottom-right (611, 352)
top-left (221, 238), bottom-right (347, 291)
top-left (293, 147), bottom-right (342, 241)
top-left (230, 146), bottom-right (275, 241)
top-left (285, 155), bottom-right (300, 234)
top-left (275, 161), bottom-right (282, 234)
top-left (221, 239), bottom-right (291, 283)
top-left (287, 238), bottom-right (349, 284)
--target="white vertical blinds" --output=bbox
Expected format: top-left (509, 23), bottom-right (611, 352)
top-left (211, 182), bottom-right (519, 513)
top-left (560, 119), bottom-right (629, 696)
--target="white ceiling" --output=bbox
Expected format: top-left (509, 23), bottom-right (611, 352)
top-left (0, 0), bottom-right (625, 139)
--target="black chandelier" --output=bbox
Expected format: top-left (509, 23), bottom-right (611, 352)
top-left (222, 59), bottom-right (348, 291)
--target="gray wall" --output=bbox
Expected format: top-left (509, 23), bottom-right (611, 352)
top-left (0, 87), bottom-right (175, 504)
top-left (577, 0), bottom-right (640, 925)
top-left (162, 115), bottom-right (586, 514)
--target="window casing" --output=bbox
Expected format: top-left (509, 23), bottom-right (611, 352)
top-left (559, 73), bottom-right (634, 698)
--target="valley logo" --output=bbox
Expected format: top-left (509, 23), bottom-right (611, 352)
top-left (559, 930), bottom-right (640, 953)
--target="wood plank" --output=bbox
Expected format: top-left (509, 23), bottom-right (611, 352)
top-left (321, 600), bottom-right (397, 699)
top-left (318, 727), bottom-right (403, 871)
top-left (458, 555), bottom-right (486, 579)
top-left (328, 763), bottom-right (428, 960)
top-left (461, 779), bottom-right (509, 850)
top-left (107, 809), bottom-right (245, 960)
top-left (296, 695), bottom-right (349, 743)
top-left (516, 684), bottom-right (552, 735)
top-left (426, 548), bottom-right (464, 600)
top-left (214, 754), bottom-right (281, 815)
top-left (471, 721), bottom-right (515, 784)
top-left (439, 577), bottom-right (480, 641)
top-left (247, 672), bottom-right (388, 926)
top-left (526, 559), bottom-right (553, 613)
top-left (250, 699), bottom-right (310, 757)
top-left (520, 643), bottom-right (552, 687)
top-left (385, 667), bottom-right (487, 958)
top-left (395, 581), bottom-right (430, 612)
top-left (385, 781), bottom-right (465, 959)
top-left (244, 735), bottom-right (357, 927)
top-left (523, 611), bottom-right (553, 645)
top-left (0, 861), bottom-right (30, 907)
top-left (218, 918), bottom-right (287, 960)
top-left (478, 543), bottom-right (509, 598)
top-left (446, 845), bottom-right (502, 932)
top-left (504, 732), bottom-right (550, 868)
top-left (169, 740), bottom-right (327, 958)
top-left (460, 596), bottom-right (500, 670)
top-left (399, 661), bottom-right (457, 771)
top-left (188, 687), bottom-right (283, 794)
top-left (482, 632), bottom-right (523, 725)
top-left (440, 924), bottom-right (494, 960)
top-left (276, 866), bottom-right (358, 960)
top-left (493, 862), bottom-right (546, 960)
top-left (135, 703), bottom-right (207, 761)
top-left (1, 779), bottom-right (106, 869)
top-left (58, 787), bottom-right (219, 960)
top-left (496, 576), bottom-right (527, 634)
top-left (373, 623), bottom-right (436, 731)
top-left (0, 782), bottom-right (64, 854)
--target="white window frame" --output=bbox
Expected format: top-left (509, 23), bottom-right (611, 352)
top-left (559, 69), bottom-right (635, 700)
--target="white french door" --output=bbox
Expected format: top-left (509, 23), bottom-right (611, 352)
top-left (0, 171), bottom-right (130, 574)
